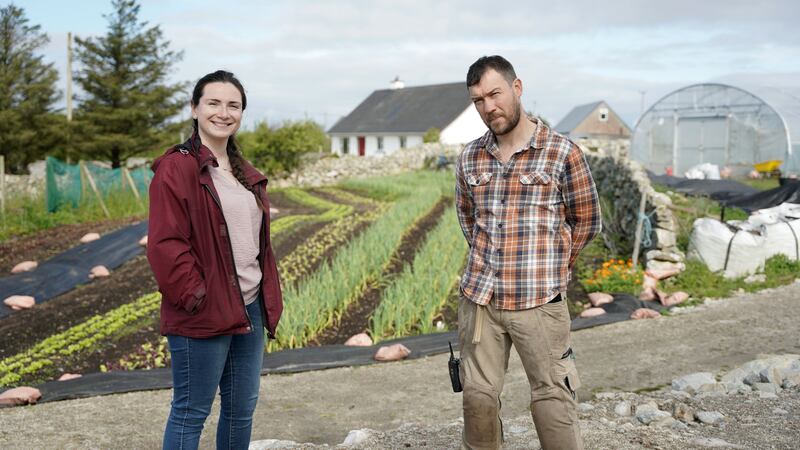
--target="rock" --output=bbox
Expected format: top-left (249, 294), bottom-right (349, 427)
top-left (0, 386), bottom-right (42, 406)
top-left (760, 392), bottom-right (778, 399)
top-left (344, 333), bottom-right (373, 347)
top-left (744, 273), bottom-right (766, 284)
top-left (782, 372), bottom-right (800, 389)
top-left (653, 228), bottom-right (677, 248)
top-left (57, 373), bottom-right (82, 381)
top-left (11, 261), bottom-right (37, 273)
top-left (696, 411), bottom-right (725, 425)
top-left (690, 437), bottom-right (746, 448)
top-left (636, 404), bottom-right (672, 426)
top-left (646, 259), bottom-right (685, 273)
top-left (661, 291), bottom-right (689, 306)
top-left (722, 381), bottom-right (751, 394)
top-left (752, 382), bottom-right (780, 395)
top-left (249, 439), bottom-right (302, 449)
top-left (614, 401), bottom-right (632, 417)
top-left (89, 265), bottom-right (110, 279)
top-left (773, 408), bottom-right (788, 414)
top-left (630, 308), bottom-right (660, 320)
top-left (588, 292), bottom-right (613, 307)
top-left (374, 344), bottom-right (410, 362)
top-left (672, 402), bottom-right (694, 422)
top-left (760, 366), bottom-right (784, 385)
top-left (645, 250), bottom-right (683, 264)
top-left (342, 429), bottom-right (371, 446)
top-left (672, 372), bottom-right (716, 394)
top-left (579, 307), bottom-right (606, 318)
top-left (696, 382), bottom-right (727, 396)
top-left (639, 286), bottom-right (658, 301)
top-left (3, 295), bottom-right (35, 310)
top-left (507, 424), bottom-right (529, 434)
top-left (80, 232), bottom-right (101, 243)
top-left (577, 402), bottom-right (595, 413)
top-left (138, 235), bottom-right (148, 247)
top-left (642, 274), bottom-right (658, 290)
top-left (670, 420), bottom-right (689, 430)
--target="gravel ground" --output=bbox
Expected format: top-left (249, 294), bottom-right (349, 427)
top-left (1, 281), bottom-right (798, 449)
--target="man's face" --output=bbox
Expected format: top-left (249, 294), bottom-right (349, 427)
top-left (468, 69), bottom-right (522, 136)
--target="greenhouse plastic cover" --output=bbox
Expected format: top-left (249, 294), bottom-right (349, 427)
top-left (0, 221), bottom-right (148, 319)
top-left (632, 81), bottom-right (800, 177)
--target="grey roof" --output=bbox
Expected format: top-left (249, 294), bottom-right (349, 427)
top-left (328, 82), bottom-right (471, 134)
top-left (554, 101), bottom-right (604, 134)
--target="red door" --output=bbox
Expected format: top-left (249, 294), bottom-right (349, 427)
top-left (358, 137), bottom-right (365, 156)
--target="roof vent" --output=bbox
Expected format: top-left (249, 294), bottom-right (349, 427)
top-left (389, 76), bottom-right (405, 90)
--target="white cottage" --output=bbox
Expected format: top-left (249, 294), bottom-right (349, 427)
top-left (328, 80), bottom-right (487, 156)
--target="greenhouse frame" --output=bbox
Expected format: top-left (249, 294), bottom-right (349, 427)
top-left (630, 83), bottom-right (800, 178)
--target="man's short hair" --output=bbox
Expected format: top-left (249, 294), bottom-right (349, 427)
top-left (466, 55), bottom-right (517, 88)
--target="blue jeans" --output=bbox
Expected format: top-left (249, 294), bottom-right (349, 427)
top-left (163, 299), bottom-right (265, 450)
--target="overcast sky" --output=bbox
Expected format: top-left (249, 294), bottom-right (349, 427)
top-left (17, 0), bottom-right (800, 132)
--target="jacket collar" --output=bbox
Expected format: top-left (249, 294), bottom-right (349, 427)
top-left (180, 134), bottom-right (268, 186)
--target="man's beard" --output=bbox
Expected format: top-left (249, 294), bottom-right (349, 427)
top-left (487, 101), bottom-right (521, 136)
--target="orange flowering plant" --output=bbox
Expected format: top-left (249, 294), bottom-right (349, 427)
top-left (582, 258), bottom-right (643, 294)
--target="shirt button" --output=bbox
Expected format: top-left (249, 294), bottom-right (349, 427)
top-left (497, 223), bottom-right (503, 228)
top-left (497, 249), bottom-right (502, 255)
top-left (500, 199), bottom-right (506, 205)
top-left (503, 173), bottom-right (510, 179)
top-left (495, 272), bottom-right (501, 277)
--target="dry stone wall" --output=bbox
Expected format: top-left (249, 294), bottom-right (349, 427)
top-left (581, 143), bottom-right (685, 274)
top-left (270, 143), bottom-right (463, 188)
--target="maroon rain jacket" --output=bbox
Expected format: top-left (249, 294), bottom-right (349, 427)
top-left (147, 138), bottom-right (283, 339)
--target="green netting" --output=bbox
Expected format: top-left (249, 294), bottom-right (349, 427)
top-left (45, 157), bottom-right (151, 212)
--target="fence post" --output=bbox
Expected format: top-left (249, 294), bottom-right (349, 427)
top-left (82, 162), bottom-right (110, 218)
top-left (631, 191), bottom-right (648, 270)
top-left (122, 167), bottom-right (144, 210)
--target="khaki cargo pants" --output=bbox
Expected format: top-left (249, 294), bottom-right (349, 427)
top-left (458, 297), bottom-right (583, 450)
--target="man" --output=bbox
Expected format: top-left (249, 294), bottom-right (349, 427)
top-left (455, 55), bottom-right (601, 450)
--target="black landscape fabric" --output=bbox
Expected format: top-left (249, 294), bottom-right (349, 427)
top-left (648, 172), bottom-right (759, 202)
top-left (15, 294), bottom-right (663, 404)
top-left (718, 180), bottom-right (800, 212)
top-left (0, 221), bottom-right (149, 319)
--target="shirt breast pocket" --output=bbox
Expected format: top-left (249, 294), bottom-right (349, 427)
top-left (519, 171), bottom-right (561, 210)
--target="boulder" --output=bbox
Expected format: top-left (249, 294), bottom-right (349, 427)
top-left (672, 372), bottom-right (716, 394)
top-left (374, 344), bottom-right (411, 362)
top-left (89, 265), bottom-right (110, 279)
top-left (80, 232), bottom-right (101, 243)
top-left (342, 429), bottom-right (371, 446)
top-left (344, 333), bottom-right (373, 347)
top-left (614, 401), bottom-right (632, 417)
top-left (11, 261), bottom-right (38, 274)
top-left (696, 411), bottom-right (725, 425)
top-left (579, 307), bottom-right (606, 318)
top-left (0, 386), bottom-right (42, 406)
top-left (630, 308), bottom-right (660, 320)
top-left (587, 292), bottom-right (613, 307)
top-left (661, 291), bottom-right (689, 306)
top-left (58, 373), bottom-right (82, 381)
top-left (3, 295), bottom-right (35, 310)
top-left (672, 402), bottom-right (694, 422)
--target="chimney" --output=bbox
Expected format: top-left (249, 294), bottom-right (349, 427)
top-left (389, 76), bottom-right (405, 90)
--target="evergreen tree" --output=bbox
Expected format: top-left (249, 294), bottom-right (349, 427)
top-left (73, 0), bottom-right (185, 168)
top-left (0, 5), bottom-right (63, 173)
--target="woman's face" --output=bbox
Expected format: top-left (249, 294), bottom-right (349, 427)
top-left (192, 82), bottom-right (243, 143)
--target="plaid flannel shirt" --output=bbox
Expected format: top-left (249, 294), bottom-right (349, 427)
top-left (456, 118), bottom-right (601, 310)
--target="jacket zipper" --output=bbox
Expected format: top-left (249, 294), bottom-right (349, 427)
top-left (203, 183), bottom-right (252, 331)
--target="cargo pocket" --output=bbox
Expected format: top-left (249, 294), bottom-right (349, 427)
top-left (554, 351), bottom-right (582, 400)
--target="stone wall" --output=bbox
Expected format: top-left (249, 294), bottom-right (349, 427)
top-left (270, 143), bottom-right (463, 188)
top-left (581, 143), bottom-right (685, 273)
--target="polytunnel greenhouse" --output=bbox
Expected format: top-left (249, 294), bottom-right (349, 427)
top-left (630, 83), bottom-right (800, 178)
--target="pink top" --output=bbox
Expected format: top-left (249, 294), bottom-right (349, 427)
top-left (210, 167), bottom-right (263, 305)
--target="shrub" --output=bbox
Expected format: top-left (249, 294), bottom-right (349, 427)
top-left (239, 120), bottom-right (329, 176)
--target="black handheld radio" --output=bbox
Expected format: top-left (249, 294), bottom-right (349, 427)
top-left (448, 342), bottom-right (463, 393)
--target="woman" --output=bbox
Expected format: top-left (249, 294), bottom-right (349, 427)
top-left (147, 70), bottom-right (283, 450)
